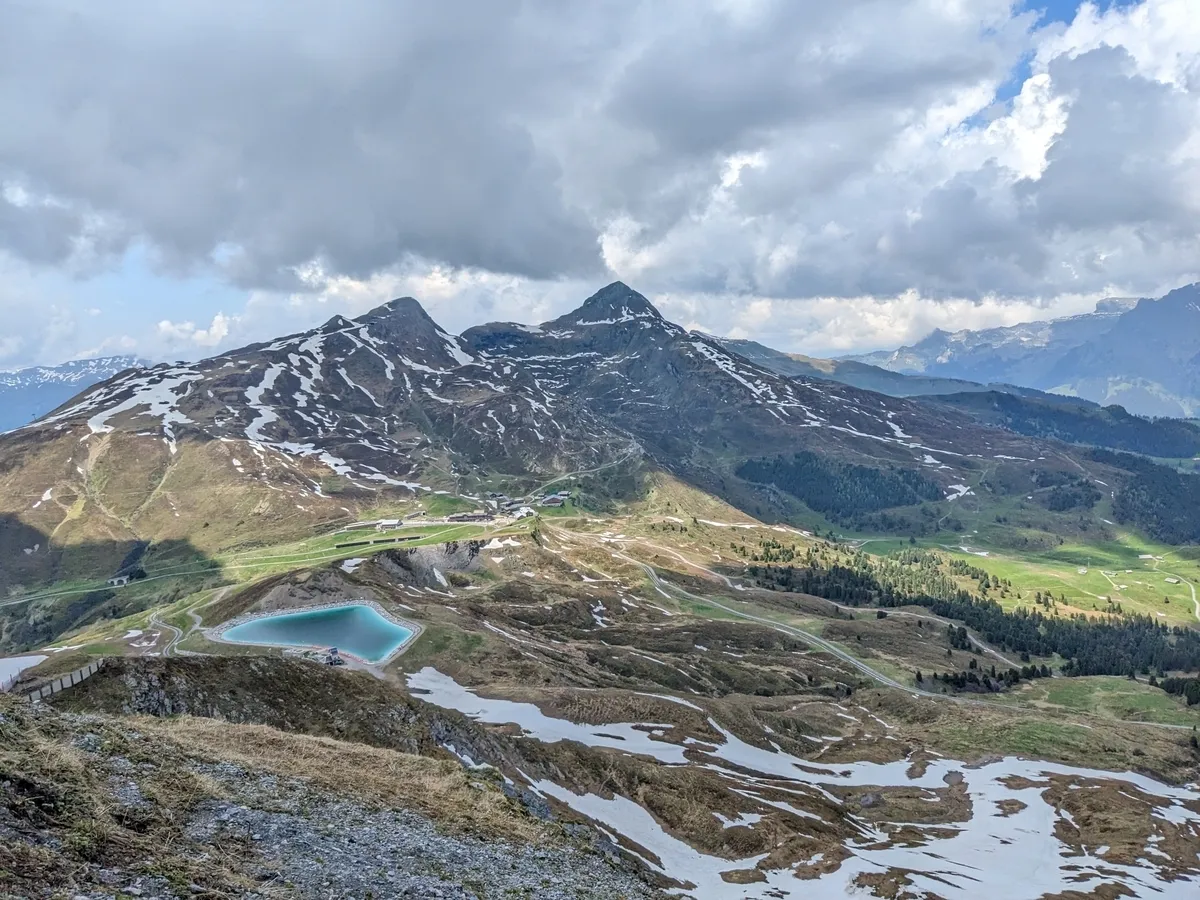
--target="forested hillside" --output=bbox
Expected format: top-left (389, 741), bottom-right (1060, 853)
top-left (745, 544), bottom-right (1200, 677)
top-left (923, 391), bottom-right (1200, 458)
top-left (736, 451), bottom-right (943, 526)
top-left (1159, 676), bottom-right (1200, 706)
top-left (1092, 449), bottom-right (1200, 543)
top-left (1028, 469), bottom-right (1102, 512)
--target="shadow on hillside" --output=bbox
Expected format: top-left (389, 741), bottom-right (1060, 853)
top-left (0, 514), bottom-right (219, 653)
top-left (669, 464), bottom-right (808, 531)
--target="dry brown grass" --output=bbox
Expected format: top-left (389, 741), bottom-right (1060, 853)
top-left (0, 696), bottom-right (258, 895)
top-left (821, 616), bottom-right (985, 674)
top-left (2, 685), bottom-right (564, 897)
top-left (859, 686), bottom-right (1200, 784)
top-left (140, 715), bottom-right (549, 843)
top-left (633, 472), bottom-right (760, 525)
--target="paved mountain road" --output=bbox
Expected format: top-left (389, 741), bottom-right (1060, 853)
top-left (1163, 571), bottom-right (1200, 623)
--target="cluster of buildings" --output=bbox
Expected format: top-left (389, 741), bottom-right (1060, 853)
top-left (485, 491), bottom-right (526, 512)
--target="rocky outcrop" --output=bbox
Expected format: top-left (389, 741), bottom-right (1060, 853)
top-left (60, 656), bottom-right (555, 781)
top-left (1, 688), bottom-right (662, 899)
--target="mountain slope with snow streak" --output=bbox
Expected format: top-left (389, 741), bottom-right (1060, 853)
top-left (461, 282), bottom-right (1061, 479)
top-left (21, 296), bottom-right (627, 492)
top-left (0, 282), bottom-right (1100, 586)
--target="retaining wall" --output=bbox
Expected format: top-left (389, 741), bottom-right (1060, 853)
top-left (22, 658), bottom-right (106, 704)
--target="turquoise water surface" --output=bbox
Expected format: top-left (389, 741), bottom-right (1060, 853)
top-left (222, 605), bottom-right (412, 663)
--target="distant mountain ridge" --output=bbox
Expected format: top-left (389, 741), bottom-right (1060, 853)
top-left (713, 337), bottom-right (1062, 402)
top-left (713, 335), bottom-right (1200, 459)
top-left (0, 356), bottom-right (145, 432)
top-left (1, 282), bottom-right (1080, 589)
top-left (845, 285), bottom-right (1200, 417)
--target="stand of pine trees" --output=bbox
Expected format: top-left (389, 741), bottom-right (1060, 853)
top-left (736, 451), bottom-right (943, 526)
top-left (1157, 676), bottom-right (1200, 706)
top-left (921, 662), bottom-right (1052, 694)
top-left (1091, 448), bottom-right (1200, 543)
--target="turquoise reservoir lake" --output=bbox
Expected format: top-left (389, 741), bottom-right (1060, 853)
top-left (222, 605), bottom-right (413, 664)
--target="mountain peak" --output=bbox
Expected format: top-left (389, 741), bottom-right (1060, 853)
top-left (559, 281), bottom-right (664, 326)
top-left (352, 296), bottom-right (448, 343)
top-left (1095, 296), bottom-right (1141, 315)
top-left (319, 314), bottom-right (355, 332)
top-left (1152, 282), bottom-right (1200, 309)
top-left (911, 328), bottom-right (952, 348)
top-left (357, 296), bottom-right (438, 324)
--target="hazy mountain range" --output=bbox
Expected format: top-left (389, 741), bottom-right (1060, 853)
top-left (847, 283), bottom-right (1200, 418)
top-left (0, 356), bottom-right (145, 433)
top-left (714, 337), bottom-right (1056, 402)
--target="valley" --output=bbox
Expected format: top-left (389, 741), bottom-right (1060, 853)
top-left (3, 284), bottom-right (1200, 899)
top-left (6, 474), bottom-right (1200, 897)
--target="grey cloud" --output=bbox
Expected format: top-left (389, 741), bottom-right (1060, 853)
top-left (0, 0), bottom-right (608, 287)
top-left (0, 0), bottom-right (1034, 292)
top-left (566, 0), bottom-right (1031, 242)
top-left (1026, 47), bottom-right (1197, 236)
top-left (0, 199), bottom-right (82, 265)
top-left (0, 0), bottom-right (1196, 314)
top-left (881, 165), bottom-right (1050, 299)
top-left (606, 0), bottom-right (1021, 158)
top-left (871, 45), bottom-right (1200, 300)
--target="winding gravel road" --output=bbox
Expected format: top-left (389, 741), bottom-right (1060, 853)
top-left (603, 547), bottom-right (1199, 732)
top-left (620, 553), bottom-right (918, 694)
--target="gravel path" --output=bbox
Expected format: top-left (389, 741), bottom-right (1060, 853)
top-left (185, 763), bottom-right (661, 899)
top-left (5, 703), bottom-right (663, 900)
